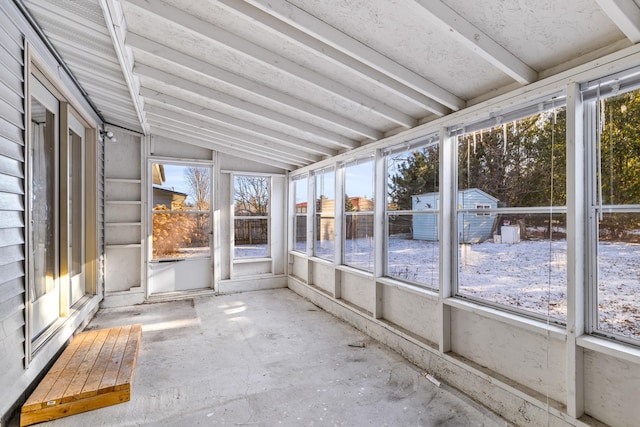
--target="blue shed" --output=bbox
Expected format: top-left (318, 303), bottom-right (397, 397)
top-left (412, 188), bottom-right (498, 243)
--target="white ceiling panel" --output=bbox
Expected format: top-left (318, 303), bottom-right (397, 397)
top-left (21, 0), bottom-right (637, 171)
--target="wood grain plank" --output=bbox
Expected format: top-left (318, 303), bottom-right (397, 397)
top-left (114, 324), bottom-right (142, 390)
top-left (60, 328), bottom-right (111, 403)
top-left (98, 325), bottom-right (131, 394)
top-left (22, 331), bottom-right (94, 412)
top-left (77, 327), bottom-right (121, 400)
top-left (41, 330), bottom-right (100, 406)
top-left (20, 390), bottom-right (130, 427)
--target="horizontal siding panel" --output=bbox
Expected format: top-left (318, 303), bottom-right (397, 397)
top-left (0, 227), bottom-right (23, 247)
top-left (0, 47), bottom-right (23, 84)
top-left (0, 6), bottom-right (23, 48)
top-left (0, 303), bottom-right (24, 339)
top-left (0, 135), bottom-right (24, 160)
top-left (0, 293), bottom-right (24, 324)
top-left (0, 276), bottom-right (23, 303)
top-left (0, 260), bottom-right (24, 284)
top-left (0, 173), bottom-right (23, 194)
top-left (0, 243), bottom-right (23, 267)
top-left (0, 154), bottom-right (23, 178)
top-left (0, 191), bottom-right (24, 210)
top-left (0, 210), bottom-right (24, 229)
top-left (0, 326), bottom-right (25, 376)
top-left (0, 96), bottom-right (23, 128)
top-left (0, 115), bottom-right (23, 145)
top-left (0, 70), bottom-right (24, 107)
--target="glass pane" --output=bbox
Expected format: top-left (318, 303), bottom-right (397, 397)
top-left (295, 215), bottom-right (307, 252)
top-left (458, 107), bottom-right (566, 207)
top-left (599, 89), bottom-right (640, 205)
top-left (234, 218), bottom-right (268, 258)
top-left (152, 163), bottom-right (211, 259)
top-left (344, 213), bottom-right (374, 271)
top-left (345, 159), bottom-right (374, 212)
top-left (458, 213), bottom-right (567, 321)
top-left (387, 213), bottom-right (438, 288)
top-left (315, 168), bottom-right (335, 260)
top-left (70, 128), bottom-right (83, 276)
top-left (152, 212), bottom-right (211, 259)
top-left (234, 176), bottom-right (269, 216)
top-left (387, 145), bottom-right (439, 211)
top-left (597, 212), bottom-right (640, 340)
top-left (294, 177), bottom-right (307, 253)
top-left (31, 98), bottom-right (56, 300)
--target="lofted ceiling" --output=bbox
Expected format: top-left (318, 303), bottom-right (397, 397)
top-left (19, 0), bottom-right (640, 171)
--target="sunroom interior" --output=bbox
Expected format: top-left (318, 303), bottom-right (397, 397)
top-left (1, 0), bottom-right (640, 426)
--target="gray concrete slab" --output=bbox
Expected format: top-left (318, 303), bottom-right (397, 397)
top-left (14, 289), bottom-right (508, 426)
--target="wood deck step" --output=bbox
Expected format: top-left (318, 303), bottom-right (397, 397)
top-left (20, 325), bottom-right (142, 427)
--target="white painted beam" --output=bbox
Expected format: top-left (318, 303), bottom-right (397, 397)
top-left (134, 63), bottom-right (358, 149)
top-left (595, 0), bottom-right (640, 43)
top-left (140, 90), bottom-right (338, 157)
top-left (243, 0), bottom-right (465, 111)
top-left (152, 127), bottom-right (297, 171)
top-left (148, 118), bottom-right (307, 168)
top-left (100, 0), bottom-right (149, 133)
top-left (145, 104), bottom-right (322, 164)
top-left (126, 0), bottom-right (417, 128)
top-left (414, 0), bottom-right (538, 85)
top-left (216, 0), bottom-right (452, 116)
top-left (126, 33), bottom-right (382, 141)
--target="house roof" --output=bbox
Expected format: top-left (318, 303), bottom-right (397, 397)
top-left (19, 0), bottom-right (640, 171)
top-left (413, 188), bottom-right (499, 202)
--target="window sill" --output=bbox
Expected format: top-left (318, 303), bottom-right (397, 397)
top-left (444, 297), bottom-right (567, 341)
top-left (233, 257), bottom-right (272, 264)
top-left (336, 264), bottom-right (373, 279)
top-left (376, 277), bottom-right (439, 300)
top-left (577, 335), bottom-right (640, 365)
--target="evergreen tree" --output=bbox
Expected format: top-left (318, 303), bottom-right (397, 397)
top-left (388, 146), bottom-right (439, 210)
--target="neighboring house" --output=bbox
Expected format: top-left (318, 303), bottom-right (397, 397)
top-left (153, 186), bottom-right (188, 210)
top-left (412, 189), bottom-right (498, 243)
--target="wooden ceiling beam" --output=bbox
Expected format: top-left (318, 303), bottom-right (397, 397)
top-left (126, 0), bottom-right (417, 128)
top-left (217, 0), bottom-right (453, 116)
top-left (594, 0), bottom-right (640, 43)
top-left (414, 0), bottom-right (538, 85)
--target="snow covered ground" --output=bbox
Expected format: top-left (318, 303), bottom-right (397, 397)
top-left (260, 236), bottom-right (639, 341)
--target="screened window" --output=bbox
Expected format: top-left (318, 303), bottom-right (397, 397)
top-left (234, 175), bottom-right (270, 259)
top-left (385, 139), bottom-right (439, 288)
top-left (151, 164), bottom-right (211, 260)
top-left (456, 101), bottom-right (568, 321)
top-left (589, 84), bottom-right (640, 342)
top-left (293, 175), bottom-right (308, 253)
top-left (344, 157), bottom-right (374, 272)
top-left (314, 167), bottom-right (335, 260)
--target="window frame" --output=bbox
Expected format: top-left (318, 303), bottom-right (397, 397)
top-left (313, 166), bottom-right (336, 261)
top-left (232, 173), bottom-right (272, 260)
top-left (292, 173), bottom-right (308, 254)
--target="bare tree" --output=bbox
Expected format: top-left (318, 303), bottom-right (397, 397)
top-left (234, 176), bottom-right (269, 215)
top-left (185, 167), bottom-right (210, 210)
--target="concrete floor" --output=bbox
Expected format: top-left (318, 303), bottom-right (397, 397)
top-left (15, 289), bottom-right (508, 426)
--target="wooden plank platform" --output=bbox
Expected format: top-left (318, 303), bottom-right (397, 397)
top-left (20, 325), bottom-right (142, 427)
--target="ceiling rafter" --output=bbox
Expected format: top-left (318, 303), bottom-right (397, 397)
top-left (594, 0), bottom-right (640, 43)
top-left (243, 0), bottom-right (466, 111)
top-left (152, 127), bottom-right (298, 170)
top-left (125, 0), bottom-right (417, 128)
top-left (135, 63), bottom-right (359, 149)
top-left (216, 0), bottom-right (451, 116)
top-left (414, 0), bottom-right (538, 85)
top-left (145, 104), bottom-right (323, 164)
top-left (126, 33), bottom-right (382, 141)
top-left (141, 90), bottom-right (338, 157)
top-left (148, 117), bottom-right (309, 167)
